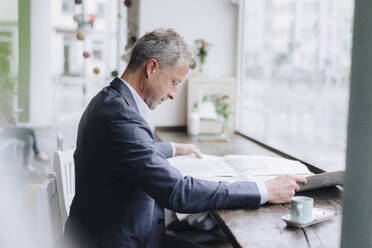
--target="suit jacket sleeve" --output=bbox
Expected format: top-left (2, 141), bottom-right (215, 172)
top-left (107, 115), bottom-right (261, 213)
top-left (155, 141), bottom-right (173, 158)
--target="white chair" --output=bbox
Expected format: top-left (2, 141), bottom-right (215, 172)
top-left (36, 173), bottom-right (63, 248)
top-left (53, 148), bottom-right (75, 230)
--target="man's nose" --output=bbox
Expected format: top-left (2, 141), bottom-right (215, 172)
top-left (168, 88), bottom-right (177, 100)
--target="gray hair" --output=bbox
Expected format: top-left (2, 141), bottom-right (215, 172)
top-left (126, 28), bottom-right (196, 72)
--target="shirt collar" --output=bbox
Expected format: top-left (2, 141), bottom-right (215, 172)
top-left (118, 77), bottom-right (151, 117)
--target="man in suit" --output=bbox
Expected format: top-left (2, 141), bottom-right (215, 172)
top-left (64, 28), bottom-right (306, 248)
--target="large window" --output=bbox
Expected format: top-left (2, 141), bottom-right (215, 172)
top-left (237, 0), bottom-right (354, 171)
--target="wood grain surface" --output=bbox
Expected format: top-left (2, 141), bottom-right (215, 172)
top-left (156, 130), bottom-right (342, 248)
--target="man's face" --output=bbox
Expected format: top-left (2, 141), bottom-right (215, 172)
top-left (144, 61), bottom-right (189, 110)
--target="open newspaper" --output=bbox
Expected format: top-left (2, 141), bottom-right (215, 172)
top-left (168, 154), bottom-right (344, 221)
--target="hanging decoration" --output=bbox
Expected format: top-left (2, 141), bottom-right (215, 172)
top-left (89, 14), bottom-right (95, 23)
top-left (72, 1), bottom-right (134, 78)
top-left (76, 32), bottom-right (85, 41)
top-left (124, 0), bottom-right (132, 8)
top-left (73, 13), bottom-right (94, 29)
top-left (82, 51), bottom-right (90, 59)
top-left (73, 14), bottom-right (83, 23)
top-left (111, 70), bottom-right (119, 77)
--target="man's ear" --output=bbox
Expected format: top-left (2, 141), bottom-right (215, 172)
top-left (145, 58), bottom-right (159, 78)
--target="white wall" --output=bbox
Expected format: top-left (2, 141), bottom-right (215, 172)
top-left (0, 0), bottom-right (17, 22)
top-left (138, 0), bottom-right (239, 127)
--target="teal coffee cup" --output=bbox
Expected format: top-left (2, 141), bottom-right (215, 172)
top-left (291, 196), bottom-right (314, 222)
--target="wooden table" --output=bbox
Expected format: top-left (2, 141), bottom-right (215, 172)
top-left (156, 129), bottom-right (342, 248)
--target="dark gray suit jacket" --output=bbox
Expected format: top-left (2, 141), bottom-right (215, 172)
top-left (64, 78), bottom-right (261, 248)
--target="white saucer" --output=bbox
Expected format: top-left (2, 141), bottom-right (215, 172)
top-left (282, 207), bottom-right (335, 228)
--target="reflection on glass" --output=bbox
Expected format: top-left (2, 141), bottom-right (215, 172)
top-left (239, 0), bottom-right (354, 171)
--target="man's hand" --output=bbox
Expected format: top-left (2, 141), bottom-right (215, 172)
top-left (173, 143), bottom-right (202, 158)
top-left (265, 175), bottom-right (307, 204)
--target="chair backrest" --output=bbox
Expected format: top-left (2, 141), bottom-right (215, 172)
top-left (53, 149), bottom-right (75, 229)
top-left (36, 174), bottom-right (63, 248)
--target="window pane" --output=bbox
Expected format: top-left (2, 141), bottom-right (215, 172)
top-left (239, 0), bottom-right (354, 171)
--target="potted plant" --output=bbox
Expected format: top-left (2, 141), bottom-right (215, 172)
top-left (194, 39), bottom-right (213, 75)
